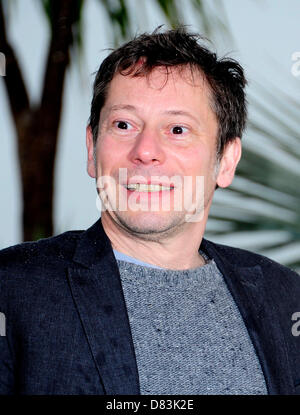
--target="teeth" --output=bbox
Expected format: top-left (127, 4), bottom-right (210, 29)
top-left (126, 184), bottom-right (172, 192)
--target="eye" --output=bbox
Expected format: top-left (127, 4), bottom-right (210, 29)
top-left (115, 121), bottom-right (133, 130)
top-left (171, 125), bottom-right (188, 135)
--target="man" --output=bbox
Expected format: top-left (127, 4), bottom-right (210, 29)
top-left (0, 28), bottom-right (300, 395)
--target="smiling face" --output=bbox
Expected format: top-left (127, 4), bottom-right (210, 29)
top-left (86, 66), bottom-right (241, 240)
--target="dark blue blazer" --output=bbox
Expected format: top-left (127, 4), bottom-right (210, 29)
top-left (0, 219), bottom-right (300, 395)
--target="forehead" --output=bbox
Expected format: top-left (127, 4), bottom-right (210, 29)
top-left (103, 65), bottom-right (214, 113)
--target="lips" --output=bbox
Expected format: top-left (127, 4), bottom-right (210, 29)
top-left (125, 183), bottom-right (174, 192)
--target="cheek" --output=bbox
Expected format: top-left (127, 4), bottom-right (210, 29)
top-left (178, 147), bottom-right (213, 177)
top-left (96, 136), bottom-right (126, 174)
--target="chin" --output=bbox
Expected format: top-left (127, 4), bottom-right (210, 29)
top-left (113, 210), bottom-right (188, 238)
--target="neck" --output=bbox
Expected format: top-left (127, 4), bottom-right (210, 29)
top-left (101, 213), bottom-right (208, 270)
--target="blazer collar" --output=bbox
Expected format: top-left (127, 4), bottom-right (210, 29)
top-left (68, 219), bottom-right (140, 394)
top-left (72, 218), bottom-right (111, 268)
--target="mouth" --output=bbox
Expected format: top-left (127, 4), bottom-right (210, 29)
top-left (124, 183), bottom-right (174, 192)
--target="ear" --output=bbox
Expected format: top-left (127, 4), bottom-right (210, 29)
top-left (216, 138), bottom-right (242, 188)
top-left (86, 125), bottom-right (96, 178)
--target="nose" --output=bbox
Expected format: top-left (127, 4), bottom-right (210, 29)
top-left (127, 128), bottom-right (166, 166)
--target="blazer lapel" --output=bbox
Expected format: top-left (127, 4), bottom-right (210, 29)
top-left (67, 220), bottom-right (140, 395)
top-left (201, 238), bottom-right (294, 395)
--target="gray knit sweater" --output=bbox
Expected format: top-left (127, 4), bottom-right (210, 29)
top-left (116, 256), bottom-right (267, 395)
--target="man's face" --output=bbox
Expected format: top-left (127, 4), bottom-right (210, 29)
top-left (87, 66), bottom-right (241, 239)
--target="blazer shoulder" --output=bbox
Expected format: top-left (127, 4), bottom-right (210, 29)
top-left (0, 230), bottom-right (83, 275)
top-left (203, 238), bottom-right (300, 281)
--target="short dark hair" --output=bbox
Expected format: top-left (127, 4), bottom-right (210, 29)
top-left (89, 27), bottom-right (247, 157)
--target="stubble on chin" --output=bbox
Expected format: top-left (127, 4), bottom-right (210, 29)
top-left (104, 209), bottom-right (190, 242)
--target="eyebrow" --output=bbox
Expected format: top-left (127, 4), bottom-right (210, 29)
top-left (108, 104), bottom-right (137, 112)
top-left (108, 106), bottom-right (198, 122)
top-left (163, 110), bottom-right (199, 123)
